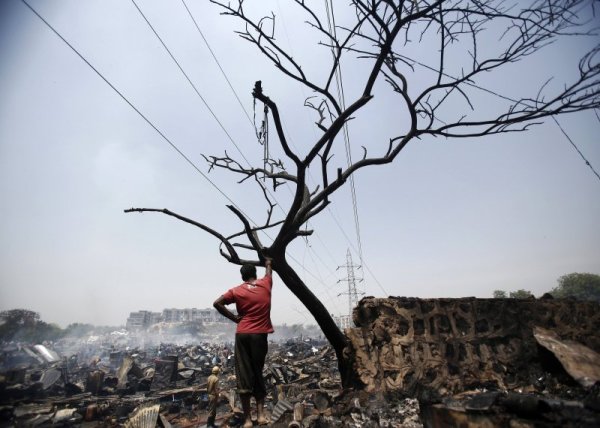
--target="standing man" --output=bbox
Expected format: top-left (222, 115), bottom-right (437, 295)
top-left (206, 366), bottom-right (220, 427)
top-left (213, 259), bottom-right (273, 428)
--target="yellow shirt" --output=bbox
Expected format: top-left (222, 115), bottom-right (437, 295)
top-left (207, 374), bottom-right (219, 396)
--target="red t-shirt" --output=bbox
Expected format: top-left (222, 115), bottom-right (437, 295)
top-left (221, 275), bottom-right (274, 334)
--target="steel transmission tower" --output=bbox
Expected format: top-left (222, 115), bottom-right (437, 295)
top-left (337, 249), bottom-right (364, 316)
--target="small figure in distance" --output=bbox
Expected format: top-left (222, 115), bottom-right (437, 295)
top-left (206, 365), bottom-right (220, 427)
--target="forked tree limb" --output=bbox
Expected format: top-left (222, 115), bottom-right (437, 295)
top-left (127, 0), bottom-right (600, 389)
top-left (124, 207), bottom-right (258, 265)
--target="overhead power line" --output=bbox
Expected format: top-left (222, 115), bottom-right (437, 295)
top-left (276, 0), bottom-right (369, 273)
top-left (184, 0), bottom-right (377, 301)
top-left (551, 116), bottom-right (600, 182)
top-left (135, 0), bottom-right (296, 222)
top-left (26, 0), bottom-right (388, 312)
top-left (130, 0), bottom-right (293, 224)
top-left (24, 0), bottom-right (346, 320)
top-left (324, 0), bottom-right (389, 296)
top-left (324, 0), bottom-right (366, 264)
top-left (179, 0), bottom-right (254, 128)
top-left (20, 0), bottom-right (247, 215)
top-left (274, 0), bottom-right (387, 295)
top-left (398, 53), bottom-right (600, 185)
top-left (132, 1), bottom-right (364, 305)
top-left (129, 0), bottom-right (253, 168)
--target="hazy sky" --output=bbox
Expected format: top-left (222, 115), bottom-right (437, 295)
top-left (1, 0), bottom-right (599, 328)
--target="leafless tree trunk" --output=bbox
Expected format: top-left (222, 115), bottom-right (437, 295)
top-left (126, 0), bottom-right (599, 387)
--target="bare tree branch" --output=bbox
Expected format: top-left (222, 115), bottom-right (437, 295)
top-left (124, 207), bottom-right (241, 263)
top-left (128, 0), bottom-right (600, 387)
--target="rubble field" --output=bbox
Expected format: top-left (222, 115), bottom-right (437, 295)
top-left (1, 296), bottom-right (599, 427)
top-left (0, 336), bottom-right (421, 427)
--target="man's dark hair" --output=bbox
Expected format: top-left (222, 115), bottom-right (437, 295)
top-left (240, 264), bottom-right (257, 281)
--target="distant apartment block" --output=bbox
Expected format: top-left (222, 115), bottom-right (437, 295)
top-left (126, 308), bottom-right (228, 330)
top-left (125, 310), bottom-right (162, 330)
top-left (334, 315), bottom-right (353, 330)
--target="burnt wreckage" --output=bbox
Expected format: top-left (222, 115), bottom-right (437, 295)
top-left (348, 297), bottom-right (600, 426)
top-left (1, 297), bottom-right (599, 427)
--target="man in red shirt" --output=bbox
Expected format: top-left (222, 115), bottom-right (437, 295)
top-left (214, 258), bottom-right (273, 427)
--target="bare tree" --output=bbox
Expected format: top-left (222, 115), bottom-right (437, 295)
top-left (126, 0), bottom-right (599, 387)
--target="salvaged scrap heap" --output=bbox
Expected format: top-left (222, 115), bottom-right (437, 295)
top-left (1, 297), bottom-right (599, 427)
top-left (347, 296), bottom-right (600, 426)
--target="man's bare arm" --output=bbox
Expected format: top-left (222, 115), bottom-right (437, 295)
top-left (213, 296), bottom-right (241, 324)
top-left (264, 258), bottom-right (272, 277)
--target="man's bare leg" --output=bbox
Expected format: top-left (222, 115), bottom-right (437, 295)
top-left (240, 393), bottom-right (253, 428)
top-left (256, 397), bottom-right (268, 425)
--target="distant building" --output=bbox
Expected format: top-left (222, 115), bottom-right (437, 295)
top-left (148, 312), bottom-right (163, 325)
top-left (126, 310), bottom-right (162, 330)
top-left (126, 308), bottom-right (228, 330)
top-left (162, 308), bottom-right (228, 324)
top-left (162, 308), bottom-right (185, 323)
top-left (334, 315), bottom-right (352, 330)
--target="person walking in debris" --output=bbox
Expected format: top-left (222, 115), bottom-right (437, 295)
top-left (206, 366), bottom-right (220, 427)
top-left (214, 258), bottom-right (273, 428)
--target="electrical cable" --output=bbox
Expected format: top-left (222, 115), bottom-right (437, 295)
top-left (22, 0), bottom-right (375, 327)
top-left (324, 0), bottom-right (389, 296)
top-left (304, 240), bottom-right (344, 314)
top-left (275, 0), bottom-right (388, 297)
top-left (398, 53), bottom-right (600, 184)
top-left (131, 0), bottom-right (299, 234)
top-left (275, 0), bottom-right (387, 299)
top-left (325, 0), bottom-right (365, 269)
top-left (26, 0), bottom-right (393, 320)
top-left (179, 0), bottom-right (254, 128)
top-left (21, 0), bottom-right (250, 216)
top-left (324, 0), bottom-right (365, 260)
top-left (157, 0), bottom-right (300, 221)
top-left (130, 1), bottom-right (349, 314)
top-left (25, 0), bottom-right (345, 321)
top-left (130, 0), bottom-right (253, 168)
top-left (552, 116), bottom-right (600, 182)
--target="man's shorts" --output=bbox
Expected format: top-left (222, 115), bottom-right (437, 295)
top-left (234, 333), bottom-right (268, 398)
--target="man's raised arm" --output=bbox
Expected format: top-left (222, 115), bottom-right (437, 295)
top-left (264, 258), bottom-right (272, 277)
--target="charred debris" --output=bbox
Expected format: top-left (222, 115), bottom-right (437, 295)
top-left (0, 336), bottom-right (420, 427)
top-left (1, 297), bottom-right (599, 427)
